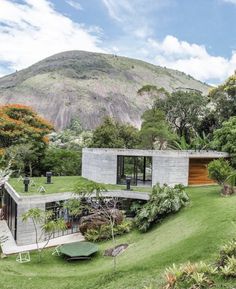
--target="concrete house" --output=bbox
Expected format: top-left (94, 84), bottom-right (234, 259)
top-left (0, 181), bottom-right (148, 246)
top-left (0, 148), bottom-right (228, 247)
top-left (82, 148), bottom-right (229, 187)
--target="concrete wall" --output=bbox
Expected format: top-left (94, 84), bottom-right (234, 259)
top-left (152, 156), bottom-right (189, 186)
top-left (16, 202), bottom-right (45, 245)
top-left (82, 150), bottom-right (117, 184)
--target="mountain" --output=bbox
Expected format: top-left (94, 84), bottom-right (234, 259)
top-left (0, 51), bottom-right (210, 130)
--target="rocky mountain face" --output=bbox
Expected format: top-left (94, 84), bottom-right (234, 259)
top-left (0, 51), bottom-right (210, 130)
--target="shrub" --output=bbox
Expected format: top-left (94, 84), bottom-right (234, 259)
top-left (135, 184), bottom-right (189, 232)
top-left (84, 220), bottom-right (132, 242)
top-left (163, 262), bottom-right (215, 289)
top-left (208, 159), bottom-right (233, 186)
top-left (216, 239), bottom-right (236, 277)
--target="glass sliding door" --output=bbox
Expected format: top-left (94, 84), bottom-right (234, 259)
top-left (3, 191), bottom-right (17, 240)
top-left (117, 156), bottom-right (152, 186)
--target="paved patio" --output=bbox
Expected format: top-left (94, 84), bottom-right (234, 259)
top-left (0, 220), bottom-right (84, 255)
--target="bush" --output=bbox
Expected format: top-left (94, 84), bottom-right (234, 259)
top-left (135, 184), bottom-right (189, 232)
top-left (163, 262), bottom-right (215, 289)
top-left (217, 239), bottom-right (236, 277)
top-left (208, 158), bottom-right (233, 186)
top-left (84, 220), bottom-right (132, 242)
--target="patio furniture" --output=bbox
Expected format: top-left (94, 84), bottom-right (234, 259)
top-left (16, 251), bottom-right (31, 263)
top-left (52, 245), bottom-right (61, 256)
top-left (59, 241), bottom-right (98, 261)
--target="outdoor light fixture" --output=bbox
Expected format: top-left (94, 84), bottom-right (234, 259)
top-left (126, 176), bottom-right (131, 190)
top-left (46, 172), bottom-right (52, 184)
top-left (23, 177), bottom-right (30, 193)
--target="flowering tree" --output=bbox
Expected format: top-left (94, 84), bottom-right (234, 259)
top-left (0, 104), bottom-right (53, 175)
top-left (0, 104), bottom-right (53, 148)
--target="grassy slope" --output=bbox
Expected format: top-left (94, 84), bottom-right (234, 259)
top-left (8, 176), bottom-right (151, 195)
top-left (1, 186), bottom-right (236, 289)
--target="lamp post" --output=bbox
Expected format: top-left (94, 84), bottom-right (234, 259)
top-left (46, 172), bottom-right (52, 184)
top-left (126, 177), bottom-right (131, 190)
top-left (23, 177), bottom-right (30, 193)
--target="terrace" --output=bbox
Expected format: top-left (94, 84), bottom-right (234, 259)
top-left (8, 176), bottom-right (152, 196)
top-left (1, 176), bottom-right (150, 247)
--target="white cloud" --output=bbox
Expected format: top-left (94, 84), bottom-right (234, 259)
top-left (222, 0), bottom-right (236, 4)
top-left (102, 0), bottom-right (133, 22)
top-left (102, 0), bottom-right (165, 39)
top-left (147, 35), bottom-right (236, 82)
top-left (0, 0), bottom-right (104, 73)
top-left (66, 0), bottom-right (83, 11)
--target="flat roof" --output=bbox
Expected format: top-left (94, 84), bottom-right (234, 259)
top-left (83, 148), bottom-right (229, 158)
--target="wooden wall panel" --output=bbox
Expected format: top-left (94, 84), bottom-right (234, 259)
top-left (188, 158), bottom-right (215, 185)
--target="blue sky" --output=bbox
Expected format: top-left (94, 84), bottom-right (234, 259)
top-left (0, 0), bottom-right (236, 84)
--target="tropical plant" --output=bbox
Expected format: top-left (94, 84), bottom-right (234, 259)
top-left (135, 184), bottom-right (189, 232)
top-left (163, 262), bottom-right (215, 289)
top-left (208, 159), bottom-right (233, 186)
top-left (22, 208), bottom-right (66, 262)
top-left (84, 220), bottom-right (132, 242)
top-left (216, 239), bottom-right (236, 278)
top-left (74, 180), bottom-right (125, 271)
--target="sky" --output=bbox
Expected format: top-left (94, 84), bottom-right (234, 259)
top-left (0, 0), bottom-right (236, 84)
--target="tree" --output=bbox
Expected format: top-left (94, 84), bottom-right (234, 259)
top-left (0, 104), bottom-right (53, 148)
top-left (208, 159), bottom-right (233, 186)
top-left (154, 91), bottom-right (207, 142)
top-left (211, 116), bottom-right (236, 154)
top-left (0, 105), bottom-right (53, 175)
top-left (208, 159), bottom-right (234, 195)
top-left (139, 108), bottom-right (174, 149)
top-left (90, 117), bottom-right (140, 149)
top-left (4, 144), bottom-right (38, 177)
top-left (209, 73), bottom-right (236, 123)
top-left (73, 181), bottom-right (122, 271)
top-left (41, 147), bottom-right (82, 176)
top-left (68, 118), bottom-right (83, 135)
top-left (0, 161), bottom-right (12, 186)
top-left (22, 208), bottom-right (66, 262)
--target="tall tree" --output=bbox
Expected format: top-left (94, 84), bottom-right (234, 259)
top-left (140, 108), bottom-right (174, 149)
top-left (211, 116), bottom-right (236, 154)
top-left (90, 117), bottom-right (140, 149)
top-left (209, 73), bottom-right (236, 123)
top-left (154, 91), bottom-right (207, 142)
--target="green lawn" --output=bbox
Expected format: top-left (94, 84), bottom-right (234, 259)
top-left (1, 186), bottom-right (236, 288)
top-left (8, 176), bottom-right (152, 195)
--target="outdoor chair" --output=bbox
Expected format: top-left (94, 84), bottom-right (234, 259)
top-left (16, 251), bottom-right (31, 263)
top-left (52, 245), bottom-right (61, 256)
